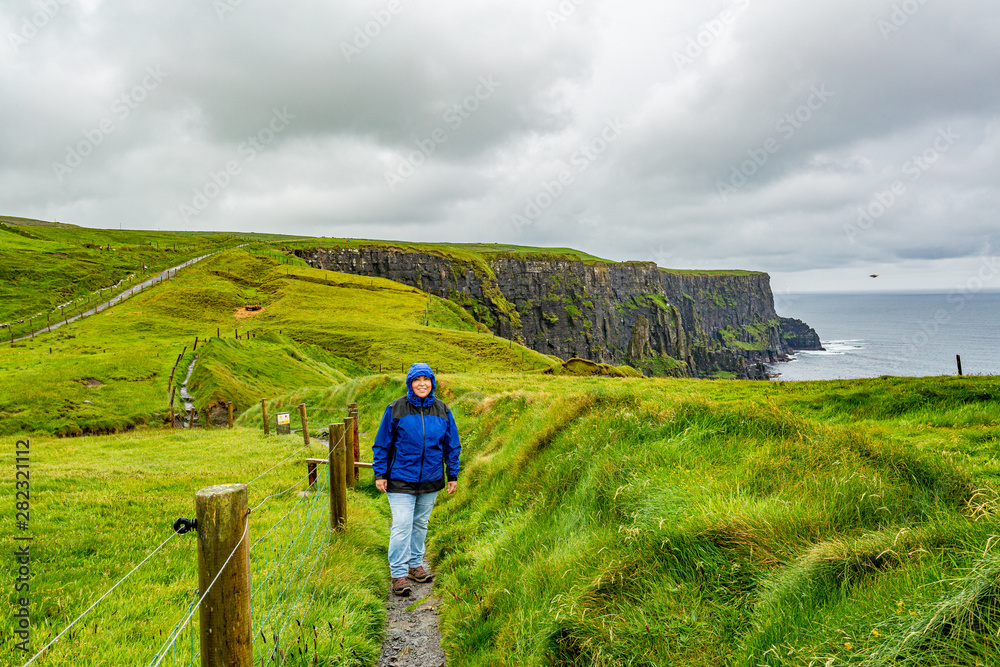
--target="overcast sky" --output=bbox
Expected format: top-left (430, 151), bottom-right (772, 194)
top-left (2, 0), bottom-right (999, 296)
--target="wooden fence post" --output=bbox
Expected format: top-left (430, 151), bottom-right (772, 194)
top-left (329, 423), bottom-right (347, 531)
top-left (299, 403), bottom-right (310, 445)
top-left (957, 354), bottom-right (963, 376)
top-left (344, 416), bottom-right (356, 487)
top-left (228, 402), bottom-right (234, 428)
top-left (261, 398), bottom-right (270, 436)
top-left (202, 408), bottom-right (210, 429)
top-left (195, 484), bottom-right (252, 667)
top-left (169, 386), bottom-right (176, 429)
top-left (349, 403), bottom-right (360, 481)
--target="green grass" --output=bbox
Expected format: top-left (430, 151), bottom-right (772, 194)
top-left (0, 222), bottom-right (238, 332)
top-left (1, 426), bottom-right (388, 666)
top-left (0, 245), bottom-right (554, 436)
top-left (408, 374), bottom-right (999, 667)
top-left (4, 363), bottom-right (1000, 666)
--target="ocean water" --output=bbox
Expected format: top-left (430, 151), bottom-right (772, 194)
top-left (767, 292), bottom-right (1000, 381)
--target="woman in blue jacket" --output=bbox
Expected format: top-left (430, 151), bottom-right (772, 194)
top-left (373, 362), bottom-right (461, 596)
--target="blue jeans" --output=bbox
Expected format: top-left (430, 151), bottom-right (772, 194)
top-left (386, 492), bottom-right (438, 578)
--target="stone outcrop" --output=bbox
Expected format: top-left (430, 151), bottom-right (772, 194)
top-left (295, 245), bottom-right (821, 379)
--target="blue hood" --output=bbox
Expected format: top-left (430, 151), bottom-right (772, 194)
top-left (405, 362), bottom-right (436, 407)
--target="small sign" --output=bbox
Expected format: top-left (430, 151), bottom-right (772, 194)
top-left (276, 412), bottom-right (291, 435)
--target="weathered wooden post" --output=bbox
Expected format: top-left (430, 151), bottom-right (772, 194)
top-left (344, 416), bottom-right (356, 487)
top-left (227, 402), bottom-right (234, 428)
top-left (169, 386), bottom-right (176, 429)
top-left (261, 399), bottom-right (270, 436)
top-left (957, 355), bottom-right (963, 376)
top-left (217, 327), bottom-right (220, 338)
top-left (329, 423), bottom-right (347, 531)
top-left (193, 336), bottom-right (199, 351)
top-left (298, 403), bottom-right (310, 445)
top-left (202, 408), bottom-right (210, 429)
top-left (195, 484), bottom-right (251, 667)
top-left (349, 402), bottom-right (360, 480)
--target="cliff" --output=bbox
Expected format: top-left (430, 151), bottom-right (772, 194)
top-left (294, 244), bottom-right (821, 379)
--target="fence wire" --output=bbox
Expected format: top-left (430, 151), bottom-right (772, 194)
top-left (19, 430), bottom-right (342, 667)
top-left (249, 434), bottom-right (341, 666)
top-left (147, 434), bottom-right (341, 666)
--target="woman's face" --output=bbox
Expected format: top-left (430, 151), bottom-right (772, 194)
top-left (411, 375), bottom-right (432, 398)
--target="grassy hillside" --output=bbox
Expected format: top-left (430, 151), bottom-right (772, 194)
top-left (415, 374), bottom-right (1000, 667)
top-left (3, 357), bottom-right (999, 665)
top-left (0, 220), bottom-right (233, 330)
top-left (0, 245), bottom-right (554, 436)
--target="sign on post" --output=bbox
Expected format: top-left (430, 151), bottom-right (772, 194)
top-left (276, 412), bottom-right (291, 435)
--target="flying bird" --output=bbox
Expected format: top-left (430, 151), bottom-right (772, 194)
top-left (870, 274), bottom-right (878, 278)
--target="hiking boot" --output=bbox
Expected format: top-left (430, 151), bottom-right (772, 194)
top-left (408, 566), bottom-right (433, 583)
top-left (392, 577), bottom-right (412, 597)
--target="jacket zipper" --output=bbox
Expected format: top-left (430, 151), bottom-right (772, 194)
top-left (417, 405), bottom-right (427, 483)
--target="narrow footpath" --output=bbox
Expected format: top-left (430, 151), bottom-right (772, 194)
top-left (13, 251), bottom-right (216, 342)
top-left (377, 560), bottom-right (447, 667)
top-left (178, 355), bottom-right (199, 427)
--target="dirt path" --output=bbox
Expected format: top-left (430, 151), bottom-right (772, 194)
top-left (376, 561), bottom-right (447, 667)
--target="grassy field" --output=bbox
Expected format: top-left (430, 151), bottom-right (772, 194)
top-left (1, 426), bottom-right (389, 666)
top-left (0, 243), bottom-right (554, 436)
top-left (412, 373), bottom-right (1000, 667)
top-left (5, 373), bottom-right (999, 665)
top-left (0, 219), bottom-right (243, 338)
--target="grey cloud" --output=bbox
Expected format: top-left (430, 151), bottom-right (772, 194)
top-left (1, 0), bottom-right (999, 293)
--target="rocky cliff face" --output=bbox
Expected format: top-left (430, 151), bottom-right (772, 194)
top-left (295, 245), bottom-right (820, 379)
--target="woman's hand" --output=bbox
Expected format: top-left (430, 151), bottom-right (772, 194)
top-left (447, 481), bottom-right (457, 495)
top-left (375, 479), bottom-right (387, 493)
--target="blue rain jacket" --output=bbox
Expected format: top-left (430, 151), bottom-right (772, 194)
top-left (373, 363), bottom-right (461, 494)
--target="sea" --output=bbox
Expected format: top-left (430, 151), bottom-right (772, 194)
top-left (767, 292), bottom-right (1000, 381)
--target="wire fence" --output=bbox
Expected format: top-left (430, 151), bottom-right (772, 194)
top-left (20, 429), bottom-right (346, 667)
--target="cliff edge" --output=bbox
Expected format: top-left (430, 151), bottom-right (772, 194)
top-left (295, 243), bottom-right (821, 379)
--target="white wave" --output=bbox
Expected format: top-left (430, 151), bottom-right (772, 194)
top-left (797, 339), bottom-right (864, 356)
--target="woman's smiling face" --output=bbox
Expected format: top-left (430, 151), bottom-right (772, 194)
top-left (411, 375), bottom-right (432, 398)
